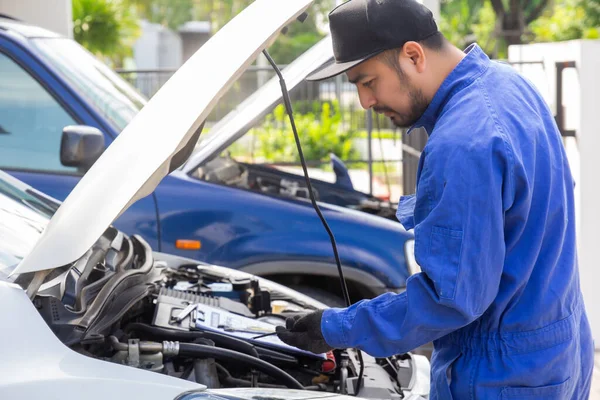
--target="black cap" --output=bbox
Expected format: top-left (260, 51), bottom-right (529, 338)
top-left (307, 0), bottom-right (438, 81)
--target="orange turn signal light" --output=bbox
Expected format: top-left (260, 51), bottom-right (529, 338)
top-left (176, 240), bottom-right (201, 250)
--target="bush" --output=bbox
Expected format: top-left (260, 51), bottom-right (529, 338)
top-left (247, 100), bottom-right (360, 164)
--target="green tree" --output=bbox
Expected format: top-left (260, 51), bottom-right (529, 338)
top-left (488, 0), bottom-right (550, 47)
top-left (267, 0), bottom-right (333, 64)
top-left (193, 0), bottom-right (252, 32)
top-left (72, 0), bottom-right (140, 67)
top-left (247, 101), bottom-right (359, 163)
top-left (584, 0), bottom-right (600, 27)
top-left (126, 0), bottom-right (194, 31)
top-left (439, 0), bottom-right (553, 58)
top-left (194, 0), bottom-right (332, 64)
top-left (531, 0), bottom-right (600, 42)
top-left (438, 0), bottom-right (483, 48)
top-left (129, 0), bottom-right (332, 64)
top-left (267, 11), bottom-right (326, 64)
top-left (471, 1), bottom-right (504, 57)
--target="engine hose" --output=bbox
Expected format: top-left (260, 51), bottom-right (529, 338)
top-left (255, 347), bottom-right (299, 367)
top-left (124, 323), bottom-right (259, 358)
top-left (178, 343), bottom-right (304, 390)
top-left (214, 363), bottom-right (323, 390)
top-left (214, 362), bottom-right (278, 388)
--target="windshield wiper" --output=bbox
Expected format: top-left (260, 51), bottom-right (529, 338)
top-left (25, 189), bottom-right (60, 215)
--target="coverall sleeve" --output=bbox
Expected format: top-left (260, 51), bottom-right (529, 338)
top-left (321, 131), bottom-right (512, 357)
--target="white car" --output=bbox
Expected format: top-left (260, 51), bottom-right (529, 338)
top-left (0, 1), bottom-right (430, 399)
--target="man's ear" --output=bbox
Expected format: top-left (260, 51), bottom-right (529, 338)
top-left (402, 41), bottom-right (426, 73)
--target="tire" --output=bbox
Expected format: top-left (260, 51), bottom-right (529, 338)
top-left (290, 285), bottom-right (347, 308)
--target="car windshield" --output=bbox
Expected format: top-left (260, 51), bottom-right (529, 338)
top-left (0, 171), bottom-right (54, 280)
top-left (31, 38), bottom-right (147, 132)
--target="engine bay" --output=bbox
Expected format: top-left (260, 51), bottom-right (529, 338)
top-left (19, 227), bottom-right (423, 399)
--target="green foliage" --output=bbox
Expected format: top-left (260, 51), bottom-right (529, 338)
top-left (191, 0), bottom-right (252, 32)
top-left (128, 0), bottom-right (331, 65)
top-left (126, 0), bottom-right (194, 30)
top-left (439, 0), bottom-right (552, 57)
top-left (531, 0), bottom-right (600, 42)
top-left (266, 0), bottom-right (333, 64)
top-left (192, 0), bottom-right (332, 65)
top-left (73, 0), bottom-right (140, 67)
top-left (584, 0), bottom-right (600, 27)
top-left (439, 0), bottom-right (503, 56)
top-left (471, 1), bottom-right (504, 58)
top-left (267, 31), bottom-right (325, 65)
top-left (439, 0), bottom-right (502, 55)
top-left (438, 0), bottom-right (482, 48)
top-left (242, 101), bottom-right (359, 163)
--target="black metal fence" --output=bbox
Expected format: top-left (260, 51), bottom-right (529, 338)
top-left (117, 60), bottom-right (554, 197)
top-left (117, 65), bottom-right (403, 199)
top-left (116, 66), bottom-right (396, 131)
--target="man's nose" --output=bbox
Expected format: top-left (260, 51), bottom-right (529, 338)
top-left (357, 88), bottom-right (377, 110)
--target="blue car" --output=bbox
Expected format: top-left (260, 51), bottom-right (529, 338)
top-left (0, 15), bottom-right (417, 305)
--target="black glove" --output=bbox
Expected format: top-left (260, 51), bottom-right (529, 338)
top-left (276, 310), bottom-right (333, 354)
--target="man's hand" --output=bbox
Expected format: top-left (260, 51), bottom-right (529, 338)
top-left (276, 310), bottom-right (333, 354)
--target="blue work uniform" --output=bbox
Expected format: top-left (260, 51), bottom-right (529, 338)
top-left (321, 44), bottom-right (594, 399)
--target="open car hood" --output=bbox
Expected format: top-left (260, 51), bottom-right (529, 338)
top-left (182, 34), bottom-right (333, 172)
top-left (12, 0), bottom-right (314, 275)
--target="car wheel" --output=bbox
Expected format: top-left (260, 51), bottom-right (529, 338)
top-left (290, 285), bottom-right (347, 308)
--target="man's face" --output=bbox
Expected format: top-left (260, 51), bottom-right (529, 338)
top-left (346, 53), bottom-right (429, 128)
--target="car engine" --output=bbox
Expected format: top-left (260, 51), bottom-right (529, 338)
top-left (193, 155), bottom-right (399, 221)
top-left (193, 154), bottom-right (319, 200)
top-left (20, 227), bottom-right (426, 399)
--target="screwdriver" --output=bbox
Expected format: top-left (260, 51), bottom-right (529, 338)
top-left (252, 328), bottom-right (288, 339)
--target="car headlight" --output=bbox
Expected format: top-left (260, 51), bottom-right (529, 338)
top-left (175, 391), bottom-right (231, 400)
top-left (404, 238), bottom-right (421, 275)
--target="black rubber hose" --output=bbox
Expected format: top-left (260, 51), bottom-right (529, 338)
top-left (178, 343), bottom-right (304, 390)
top-left (255, 347), bottom-right (299, 367)
top-left (214, 363), bottom-right (285, 389)
top-left (214, 363), bottom-right (325, 391)
top-left (124, 323), bottom-right (259, 358)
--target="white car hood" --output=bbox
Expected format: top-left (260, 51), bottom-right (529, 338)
top-left (13, 0), bottom-right (314, 275)
top-left (182, 35), bottom-right (333, 172)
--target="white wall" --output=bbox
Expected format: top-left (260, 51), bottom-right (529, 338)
top-left (420, 0), bottom-right (440, 20)
top-left (0, 0), bottom-right (72, 38)
top-left (576, 42), bottom-right (600, 349)
top-left (133, 20), bottom-right (182, 70)
top-left (158, 28), bottom-right (183, 69)
top-left (509, 40), bottom-right (600, 348)
top-left (133, 20), bottom-right (161, 70)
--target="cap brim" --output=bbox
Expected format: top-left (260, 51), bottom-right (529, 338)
top-left (306, 58), bottom-right (366, 81)
top-left (306, 49), bottom-right (387, 81)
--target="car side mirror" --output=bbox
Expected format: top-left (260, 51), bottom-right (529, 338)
top-left (60, 125), bottom-right (105, 171)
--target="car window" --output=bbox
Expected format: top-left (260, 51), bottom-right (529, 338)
top-left (0, 51), bottom-right (78, 174)
top-left (32, 38), bottom-right (146, 133)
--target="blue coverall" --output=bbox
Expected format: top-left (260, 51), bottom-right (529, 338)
top-left (321, 44), bottom-right (594, 399)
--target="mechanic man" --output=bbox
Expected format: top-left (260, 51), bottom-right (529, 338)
top-left (276, 0), bottom-right (594, 398)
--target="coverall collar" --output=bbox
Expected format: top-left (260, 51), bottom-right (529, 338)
top-left (408, 43), bottom-right (490, 135)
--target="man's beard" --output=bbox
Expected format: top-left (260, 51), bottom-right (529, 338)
top-left (374, 66), bottom-right (429, 128)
